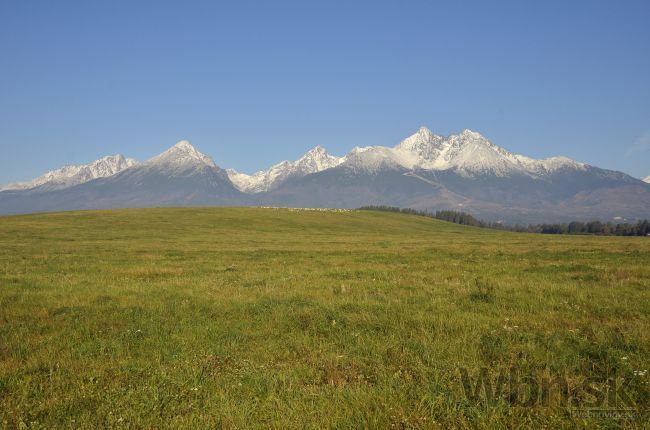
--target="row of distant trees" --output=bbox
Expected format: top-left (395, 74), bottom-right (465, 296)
top-left (358, 206), bottom-right (650, 236)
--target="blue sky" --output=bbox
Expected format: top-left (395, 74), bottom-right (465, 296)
top-left (1, 0), bottom-right (649, 183)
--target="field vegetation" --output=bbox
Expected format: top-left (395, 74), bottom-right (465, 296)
top-left (1, 207), bottom-right (649, 428)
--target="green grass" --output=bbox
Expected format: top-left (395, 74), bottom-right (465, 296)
top-left (1, 207), bottom-right (649, 429)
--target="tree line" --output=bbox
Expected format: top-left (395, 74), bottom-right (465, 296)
top-left (358, 206), bottom-right (650, 236)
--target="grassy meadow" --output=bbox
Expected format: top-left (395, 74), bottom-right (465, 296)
top-left (0, 207), bottom-right (649, 429)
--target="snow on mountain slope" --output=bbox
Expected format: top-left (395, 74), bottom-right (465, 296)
top-left (643, 176), bottom-right (650, 184)
top-left (93, 140), bottom-right (240, 200)
top-left (0, 139), bottom-right (222, 193)
top-left (228, 145), bottom-right (344, 192)
top-left (521, 156), bottom-right (586, 174)
top-left (341, 145), bottom-right (414, 173)
top-left (229, 127), bottom-right (589, 188)
top-left (343, 127), bottom-right (586, 177)
top-left (416, 129), bottom-right (527, 175)
top-left (292, 145), bottom-right (344, 173)
top-left (0, 129), bottom-right (591, 195)
top-left (145, 140), bottom-right (217, 171)
top-left (227, 161), bottom-right (291, 193)
top-left (0, 154), bottom-right (138, 192)
top-left (394, 127), bottom-right (445, 164)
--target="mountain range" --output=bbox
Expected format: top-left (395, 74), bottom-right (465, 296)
top-left (0, 154), bottom-right (138, 192)
top-left (1, 127), bottom-right (649, 223)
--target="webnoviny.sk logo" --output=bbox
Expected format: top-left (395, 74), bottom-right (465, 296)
top-left (457, 366), bottom-right (648, 418)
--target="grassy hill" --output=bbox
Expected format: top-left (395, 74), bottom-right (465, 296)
top-left (1, 207), bottom-right (649, 428)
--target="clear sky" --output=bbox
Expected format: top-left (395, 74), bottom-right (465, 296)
top-left (1, 0), bottom-right (649, 183)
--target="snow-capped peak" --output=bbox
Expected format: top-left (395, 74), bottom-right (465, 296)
top-left (228, 145), bottom-right (344, 193)
top-left (148, 140), bottom-right (217, 168)
top-left (307, 144), bottom-right (326, 153)
top-left (643, 175), bottom-right (650, 184)
top-left (396, 127), bottom-right (442, 149)
top-left (174, 140), bottom-right (194, 150)
top-left (394, 126), bottom-right (444, 167)
top-left (293, 145), bottom-right (344, 173)
top-left (0, 154), bottom-right (138, 192)
top-left (341, 127), bottom-right (587, 177)
top-left (413, 126), bottom-right (438, 141)
top-left (459, 129), bottom-right (485, 139)
top-left (390, 128), bottom-right (505, 172)
top-left (2, 129), bottom-right (593, 195)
